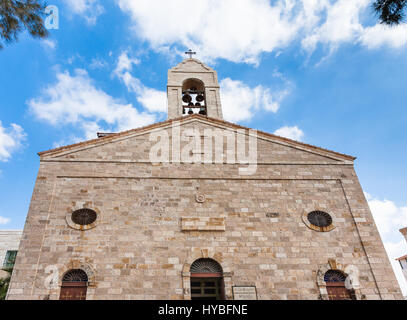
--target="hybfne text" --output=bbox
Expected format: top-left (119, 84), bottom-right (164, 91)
top-left (158, 304), bottom-right (248, 317)
top-left (202, 305), bottom-right (248, 315)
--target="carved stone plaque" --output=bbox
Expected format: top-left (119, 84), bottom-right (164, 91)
top-left (232, 286), bottom-right (257, 300)
top-left (196, 194), bottom-right (206, 203)
top-left (181, 217), bottom-right (225, 231)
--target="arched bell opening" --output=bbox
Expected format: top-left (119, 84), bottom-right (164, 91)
top-left (190, 258), bottom-right (225, 300)
top-left (324, 270), bottom-right (356, 300)
top-left (59, 269), bottom-right (88, 300)
top-left (182, 78), bottom-right (206, 116)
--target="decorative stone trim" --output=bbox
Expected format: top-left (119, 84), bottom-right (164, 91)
top-left (195, 194), bottom-right (206, 203)
top-left (59, 260), bottom-right (96, 287)
top-left (43, 260), bottom-right (97, 300)
top-left (65, 203), bottom-right (100, 231)
top-left (182, 248), bottom-right (232, 300)
top-left (302, 210), bottom-right (336, 232)
top-left (316, 259), bottom-right (363, 300)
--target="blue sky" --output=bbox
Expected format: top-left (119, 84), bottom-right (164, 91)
top-left (0, 0), bottom-right (406, 294)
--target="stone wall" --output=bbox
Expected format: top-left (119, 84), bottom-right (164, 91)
top-left (6, 118), bottom-right (403, 300)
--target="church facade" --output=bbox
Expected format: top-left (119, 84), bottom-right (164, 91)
top-left (7, 58), bottom-right (403, 300)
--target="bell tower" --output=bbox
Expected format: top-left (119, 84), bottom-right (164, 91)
top-left (167, 53), bottom-right (223, 120)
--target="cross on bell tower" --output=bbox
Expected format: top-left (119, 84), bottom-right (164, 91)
top-left (185, 49), bottom-right (196, 59)
top-left (167, 54), bottom-right (223, 120)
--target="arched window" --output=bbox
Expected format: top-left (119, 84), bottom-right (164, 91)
top-left (190, 258), bottom-right (225, 300)
top-left (182, 79), bottom-right (206, 116)
top-left (59, 269), bottom-right (88, 300)
top-left (324, 270), bottom-right (355, 300)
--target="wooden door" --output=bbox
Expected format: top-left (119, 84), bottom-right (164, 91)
top-left (326, 282), bottom-right (352, 300)
top-left (59, 282), bottom-right (87, 300)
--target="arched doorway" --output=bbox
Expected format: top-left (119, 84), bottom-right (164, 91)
top-left (59, 269), bottom-right (88, 300)
top-left (324, 270), bottom-right (355, 300)
top-left (190, 258), bottom-right (225, 300)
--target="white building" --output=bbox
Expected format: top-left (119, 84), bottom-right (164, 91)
top-left (0, 231), bottom-right (23, 270)
top-left (396, 254), bottom-right (407, 280)
top-left (396, 227), bottom-right (407, 300)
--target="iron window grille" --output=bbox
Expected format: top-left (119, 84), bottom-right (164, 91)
top-left (3, 250), bottom-right (17, 269)
top-left (62, 269), bottom-right (88, 282)
top-left (324, 270), bottom-right (347, 282)
top-left (307, 211), bottom-right (333, 228)
top-left (190, 258), bottom-right (223, 274)
top-left (71, 208), bottom-right (97, 226)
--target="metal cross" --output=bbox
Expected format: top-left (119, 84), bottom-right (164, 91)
top-left (61, 292), bottom-right (72, 300)
top-left (78, 291), bottom-right (87, 300)
top-left (185, 49), bottom-right (196, 59)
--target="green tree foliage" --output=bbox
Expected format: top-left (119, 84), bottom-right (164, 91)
top-left (0, 269), bottom-right (12, 300)
top-left (373, 0), bottom-right (407, 25)
top-left (0, 278), bottom-right (10, 300)
top-left (0, 0), bottom-right (48, 49)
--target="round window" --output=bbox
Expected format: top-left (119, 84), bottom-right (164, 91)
top-left (71, 209), bottom-right (97, 226)
top-left (307, 211), bottom-right (333, 228)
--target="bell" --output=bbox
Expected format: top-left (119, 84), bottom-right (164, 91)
top-left (199, 107), bottom-right (206, 115)
top-left (188, 102), bottom-right (194, 107)
top-left (195, 102), bottom-right (201, 107)
top-left (188, 108), bottom-right (194, 115)
top-left (196, 94), bottom-right (204, 102)
top-left (182, 94), bottom-right (192, 103)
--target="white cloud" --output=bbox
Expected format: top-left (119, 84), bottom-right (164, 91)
top-left (137, 87), bottom-right (167, 113)
top-left (274, 126), bottom-right (304, 141)
top-left (365, 193), bottom-right (407, 237)
top-left (115, 52), bottom-right (140, 74)
top-left (41, 39), bottom-right (57, 50)
top-left (301, 0), bottom-right (369, 52)
top-left (114, 52), bottom-right (167, 113)
top-left (89, 58), bottom-right (108, 70)
top-left (0, 216), bottom-right (10, 225)
top-left (28, 69), bottom-right (156, 140)
top-left (366, 193), bottom-right (407, 296)
top-left (360, 24), bottom-right (407, 49)
top-left (0, 121), bottom-right (26, 162)
top-left (117, 0), bottom-right (299, 64)
top-left (220, 78), bottom-right (290, 122)
top-left (116, 0), bottom-right (407, 64)
top-left (64, 0), bottom-right (104, 24)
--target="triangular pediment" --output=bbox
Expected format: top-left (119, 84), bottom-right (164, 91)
top-left (39, 115), bottom-right (355, 164)
top-left (170, 58), bottom-right (214, 73)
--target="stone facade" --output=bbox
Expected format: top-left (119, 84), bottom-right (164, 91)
top-left (6, 59), bottom-right (403, 300)
top-left (397, 228), bottom-right (407, 283)
top-left (0, 230), bottom-right (22, 269)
